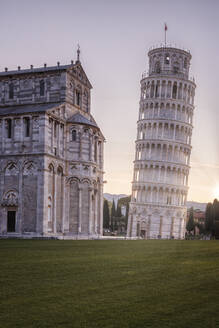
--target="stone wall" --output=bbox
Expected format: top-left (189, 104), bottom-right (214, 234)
top-left (0, 157), bottom-right (43, 235)
top-left (0, 72), bottom-right (66, 106)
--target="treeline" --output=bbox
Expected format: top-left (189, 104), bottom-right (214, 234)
top-left (205, 199), bottom-right (219, 237)
top-left (186, 199), bottom-right (219, 238)
top-left (103, 196), bottom-right (131, 233)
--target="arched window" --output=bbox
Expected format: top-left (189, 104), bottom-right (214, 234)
top-left (75, 90), bottom-right (81, 107)
top-left (6, 119), bottom-right (12, 138)
top-left (172, 83), bottom-right (177, 99)
top-left (173, 62), bottom-right (179, 74)
top-left (23, 117), bottom-right (30, 137)
top-left (57, 166), bottom-right (63, 176)
top-left (72, 130), bottom-right (77, 141)
top-left (155, 61), bottom-right (160, 73)
top-left (150, 82), bottom-right (155, 98)
top-left (165, 54), bottom-right (170, 65)
top-left (184, 58), bottom-right (187, 69)
top-left (94, 138), bottom-right (98, 161)
top-left (84, 90), bottom-right (89, 112)
top-left (48, 164), bottom-right (54, 173)
top-left (40, 80), bottom-right (45, 96)
top-left (155, 83), bottom-right (160, 98)
top-left (9, 83), bottom-right (14, 99)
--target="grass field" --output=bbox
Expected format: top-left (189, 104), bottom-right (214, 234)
top-left (0, 240), bottom-right (219, 328)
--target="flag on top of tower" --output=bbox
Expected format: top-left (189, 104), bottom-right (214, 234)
top-left (165, 23), bottom-right (168, 31)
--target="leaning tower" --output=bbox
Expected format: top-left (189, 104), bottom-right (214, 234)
top-left (127, 46), bottom-right (196, 239)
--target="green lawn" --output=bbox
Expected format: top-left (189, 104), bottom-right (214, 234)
top-left (0, 240), bottom-right (219, 328)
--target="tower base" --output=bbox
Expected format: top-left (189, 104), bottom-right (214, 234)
top-left (127, 203), bottom-right (186, 239)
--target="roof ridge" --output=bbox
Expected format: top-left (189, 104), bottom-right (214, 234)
top-left (0, 65), bottom-right (72, 76)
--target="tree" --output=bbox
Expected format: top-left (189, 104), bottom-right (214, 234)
top-left (103, 199), bottom-right (110, 229)
top-left (117, 195), bottom-right (131, 233)
top-left (110, 199), bottom-right (116, 231)
top-left (114, 218), bottom-right (118, 231)
top-left (196, 222), bottom-right (205, 235)
top-left (186, 207), bottom-right (195, 233)
top-left (209, 198), bottom-right (219, 237)
top-left (113, 204), bottom-right (122, 232)
top-left (213, 199), bottom-right (219, 238)
top-left (118, 195), bottom-right (131, 208)
top-left (125, 202), bottom-right (129, 230)
top-left (205, 202), bottom-right (214, 235)
top-left (116, 204), bottom-right (122, 217)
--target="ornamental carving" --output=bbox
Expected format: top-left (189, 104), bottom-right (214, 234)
top-left (15, 118), bottom-right (21, 126)
top-left (23, 162), bottom-right (37, 175)
top-left (5, 163), bottom-right (19, 176)
top-left (2, 190), bottom-right (18, 206)
top-left (70, 164), bottom-right (78, 174)
top-left (33, 116), bottom-right (39, 128)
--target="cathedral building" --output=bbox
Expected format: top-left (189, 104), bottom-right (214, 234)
top-left (0, 50), bottom-right (104, 239)
top-left (127, 46), bottom-right (196, 239)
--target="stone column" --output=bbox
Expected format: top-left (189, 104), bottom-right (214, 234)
top-left (149, 144), bottom-right (152, 159)
top-left (127, 212), bottom-right (132, 237)
top-left (64, 181), bottom-right (70, 233)
top-left (57, 122), bottom-right (60, 156)
top-left (17, 167), bottom-right (23, 234)
top-left (99, 183), bottom-right (103, 236)
top-left (177, 82), bottom-right (180, 99)
top-left (79, 133), bottom-right (82, 160)
top-left (159, 216), bottom-right (163, 237)
top-left (96, 140), bottom-right (100, 165)
top-left (147, 216), bottom-right (151, 239)
top-left (51, 119), bottom-right (53, 152)
top-left (53, 171), bottom-right (57, 234)
top-left (89, 135), bottom-right (93, 161)
top-left (38, 167), bottom-right (47, 235)
top-left (94, 190), bottom-right (98, 234)
top-left (164, 82), bottom-right (167, 98)
top-left (158, 166), bottom-right (161, 182)
top-left (161, 123), bottom-right (164, 138)
top-left (170, 217), bottom-right (174, 237)
top-left (150, 188), bottom-right (152, 202)
top-left (131, 215), bottom-right (137, 237)
top-left (179, 218), bottom-right (182, 239)
top-left (156, 124), bottom-right (159, 139)
top-left (164, 167), bottom-right (167, 183)
top-left (62, 175), bottom-right (66, 234)
top-left (78, 186), bottom-right (82, 233)
top-left (88, 187), bottom-right (93, 235)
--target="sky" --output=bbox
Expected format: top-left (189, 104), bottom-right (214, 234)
top-left (0, 0), bottom-right (219, 203)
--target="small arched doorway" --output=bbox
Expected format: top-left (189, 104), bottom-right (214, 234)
top-left (7, 210), bottom-right (16, 232)
top-left (140, 221), bottom-right (147, 239)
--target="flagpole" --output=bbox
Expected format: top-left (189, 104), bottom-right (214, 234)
top-left (165, 28), bottom-right (166, 47)
top-left (164, 23), bottom-right (167, 47)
